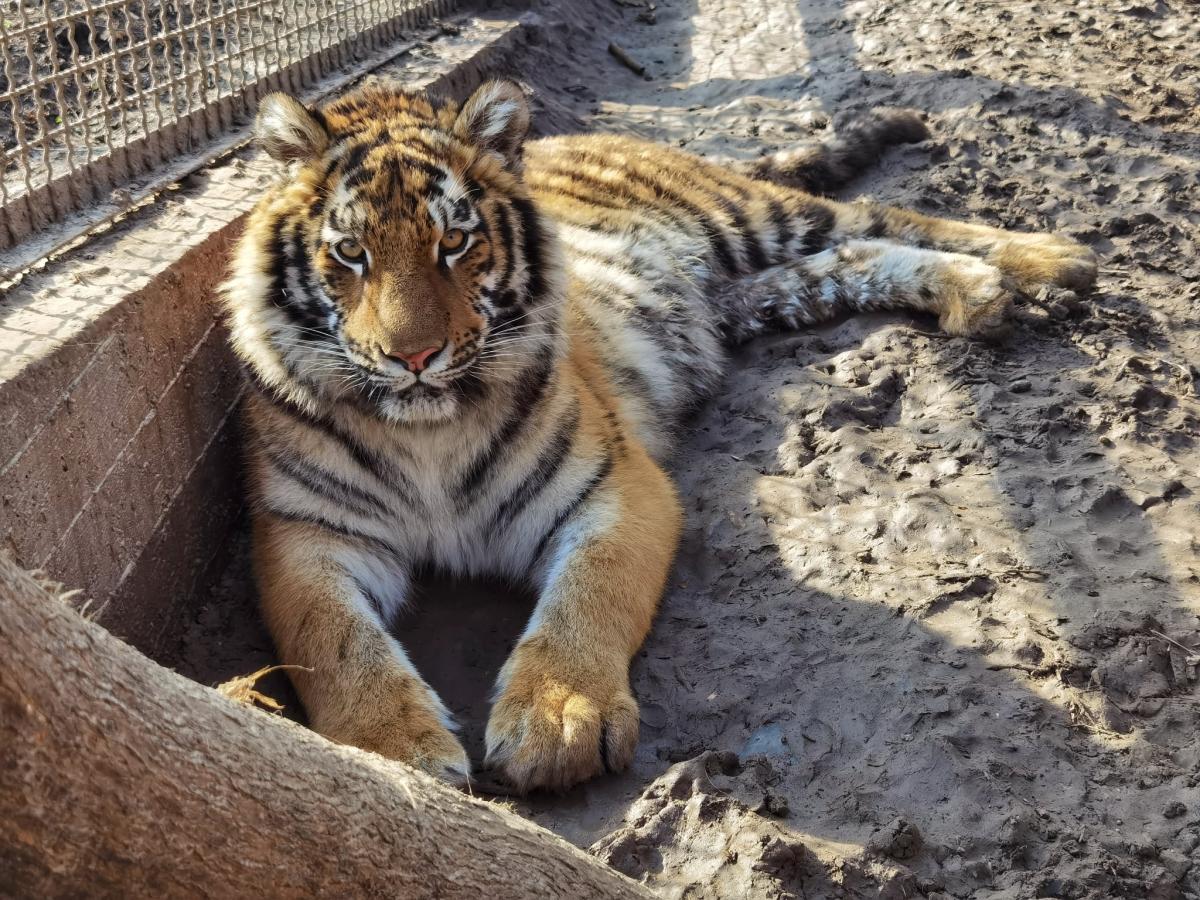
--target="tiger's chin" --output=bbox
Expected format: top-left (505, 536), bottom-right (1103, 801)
top-left (324, 361), bottom-right (492, 424)
top-left (374, 382), bottom-right (465, 424)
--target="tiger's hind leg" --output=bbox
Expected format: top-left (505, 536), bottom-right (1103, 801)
top-left (729, 110), bottom-right (1097, 295)
top-left (820, 200), bottom-right (1098, 295)
top-left (717, 238), bottom-right (1013, 342)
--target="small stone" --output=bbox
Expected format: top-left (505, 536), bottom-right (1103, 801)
top-left (1009, 378), bottom-right (1033, 394)
top-left (763, 793), bottom-right (790, 818)
top-left (1159, 848), bottom-right (1192, 879)
top-left (1164, 800), bottom-right (1187, 819)
top-left (868, 817), bottom-right (923, 860)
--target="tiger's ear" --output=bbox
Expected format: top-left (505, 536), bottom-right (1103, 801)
top-left (255, 93), bottom-right (330, 164)
top-left (453, 80), bottom-right (530, 172)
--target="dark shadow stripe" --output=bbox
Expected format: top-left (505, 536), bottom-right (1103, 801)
top-left (488, 404), bottom-right (579, 531)
top-left (531, 453), bottom-right (615, 565)
top-left (265, 445), bottom-right (391, 518)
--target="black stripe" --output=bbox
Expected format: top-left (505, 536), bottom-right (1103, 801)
top-left (391, 147), bottom-right (445, 182)
top-left (269, 225), bottom-right (325, 334)
top-left (639, 177), bottom-right (739, 275)
top-left (768, 197), bottom-right (793, 254)
top-left (491, 201), bottom-right (517, 303)
top-left (531, 453), bottom-right (615, 564)
top-left (262, 504), bottom-right (401, 560)
top-left (453, 348), bottom-right (554, 505)
top-left (383, 156), bottom-right (406, 195)
top-left (564, 247), bottom-right (641, 305)
top-left (574, 150), bottom-right (740, 276)
top-left (488, 404), bottom-right (579, 531)
top-left (796, 201), bottom-right (836, 255)
top-left (865, 208), bottom-right (888, 239)
top-left (288, 226), bottom-right (337, 333)
top-left (510, 196), bottom-right (548, 306)
top-left (528, 169), bottom-right (640, 213)
top-left (692, 169), bottom-right (768, 270)
top-left (247, 371), bottom-right (415, 504)
top-left (342, 165), bottom-right (378, 191)
top-left (610, 362), bottom-right (661, 413)
top-left (265, 445), bottom-right (390, 518)
top-left (338, 141), bottom-right (372, 178)
top-left (534, 165), bottom-right (713, 248)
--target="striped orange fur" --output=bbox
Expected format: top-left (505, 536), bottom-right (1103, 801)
top-left (221, 79), bottom-right (1097, 791)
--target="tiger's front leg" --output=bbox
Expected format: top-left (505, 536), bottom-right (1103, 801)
top-left (254, 516), bottom-right (471, 784)
top-left (484, 445), bottom-right (682, 793)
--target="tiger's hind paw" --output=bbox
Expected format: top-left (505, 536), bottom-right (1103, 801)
top-left (991, 234), bottom-right (1098, 295)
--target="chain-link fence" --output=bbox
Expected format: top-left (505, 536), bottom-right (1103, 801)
top-left (0, 0), bottom-right (456, 253)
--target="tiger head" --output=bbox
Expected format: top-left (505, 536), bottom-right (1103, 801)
top-left (226, 80), bottom-right (561, 424)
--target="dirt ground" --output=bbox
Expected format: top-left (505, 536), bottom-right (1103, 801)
top-left (178, 0), bottom-right (1200, 897)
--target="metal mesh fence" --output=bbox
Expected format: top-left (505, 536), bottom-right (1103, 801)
top-left (0, 0), bottom-right (456, 251)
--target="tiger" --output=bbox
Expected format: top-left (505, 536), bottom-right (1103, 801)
top-left (221, 78), bottom-right (1097, 793)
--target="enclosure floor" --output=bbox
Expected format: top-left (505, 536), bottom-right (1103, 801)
top-left (180, 0), bottom-right (1200, 896)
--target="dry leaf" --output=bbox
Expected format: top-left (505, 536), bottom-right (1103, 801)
top-left (216, 665), bottom-right (310, 712)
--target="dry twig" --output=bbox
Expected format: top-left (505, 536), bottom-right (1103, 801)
top-left (608, 42), bottom-right (647, 77)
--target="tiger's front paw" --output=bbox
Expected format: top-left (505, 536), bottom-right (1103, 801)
top-left (992, 234), bottom-right (1098, 294)
top-left (484, 640), bottom-right (639, 793)
top-left (323, 706), bottom-right (471, 787)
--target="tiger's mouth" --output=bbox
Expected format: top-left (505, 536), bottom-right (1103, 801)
top-left (347, 357), bottom-right (479, 400)
top-left (334, 342), bottom-right (468, 393)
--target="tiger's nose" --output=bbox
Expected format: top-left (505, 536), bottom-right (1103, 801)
top-left (383, 343), bottom-right (443, 373)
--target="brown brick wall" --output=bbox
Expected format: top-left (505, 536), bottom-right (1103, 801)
top-left (1, 224), bottom-right (245, 659)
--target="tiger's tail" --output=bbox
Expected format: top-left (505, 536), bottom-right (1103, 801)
top-left (737, 108), bottom-right (929, 195)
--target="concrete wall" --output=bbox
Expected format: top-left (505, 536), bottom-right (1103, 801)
top-left (0, 14), bottom-right (526, 661)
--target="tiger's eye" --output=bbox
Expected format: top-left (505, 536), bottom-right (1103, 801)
top-left (440, 228), bottom-right (467, 253)
top-left (335, 238), bottom-right (365, 261)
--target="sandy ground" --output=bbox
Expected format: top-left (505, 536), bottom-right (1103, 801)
top-left (178, 0), bottom-right (1200, 896)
